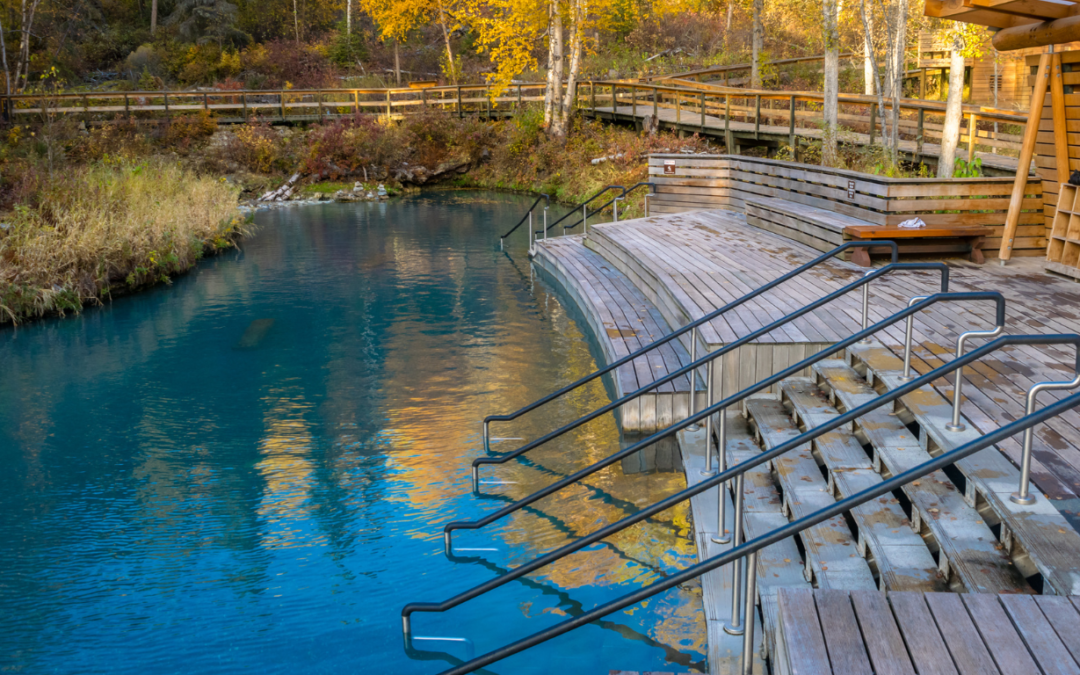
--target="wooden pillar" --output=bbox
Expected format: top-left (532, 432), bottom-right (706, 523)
top-left (788, 95), bottom-right (796, 151)
top-left (1051, 52), bottom-right (1071, 184)
top-left (517, 85), bottom-right (522, 111)
top-left (591, 83), bottom-right (597, 113)
top-left (725, 94), bottom-right (733, 152)
top-left (919, 68), bottom-right (927, 99)
top-left (242, 93), bottom-right (247, 120)
top-left (870, 104), bottom-right (876, 145)
top-left (611, 84), bottom-right (617, 116)
top-left (916, 108), bottom-right (924, 165)
top-left (456, 86), bottom-right (462, 118)
top-left (1000, 52), bottom-right (1052, 261)
top-left (754, 94), bottom-right (761, 139)
top-left (652, 87), bottom-right (658, 119)
top-left (967, 113), bottom-right (977, 162)
top-left (280, 90), bottom-right (285, 121)
top-left (386, 90), bottom-right (391, 119)
top-left (700, 91), bottom-right (706, 132)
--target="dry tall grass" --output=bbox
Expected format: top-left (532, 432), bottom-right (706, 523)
top-left (0, 158), bottom-right (244, 324)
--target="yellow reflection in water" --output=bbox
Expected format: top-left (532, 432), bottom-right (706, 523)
top-left (256, 392), bottom-right (319, 549)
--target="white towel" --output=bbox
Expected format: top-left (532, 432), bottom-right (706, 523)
top-left (898, 218), bottom-right (926, 229)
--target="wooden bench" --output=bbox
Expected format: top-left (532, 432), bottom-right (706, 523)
top-left (745, 196), bottom-right (991, 266)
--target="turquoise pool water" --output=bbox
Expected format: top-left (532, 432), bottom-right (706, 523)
top-left (0, 191), bottom-right (705, 674)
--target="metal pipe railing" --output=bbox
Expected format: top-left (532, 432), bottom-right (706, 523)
top-left (500, 194), bottom-right (549, 246)
top-left (541, 186), bottom-right (624, 234)
top-left (419, 381), bottom-right (1080, 675)
top-left (481, 240), bottom-right (899, 455)
top-left (470, 260), bottom-right (946, 493)
top-left (448, 279), bottom-right (965, 559)
top-left (561, 186), bottom-right (626, 233)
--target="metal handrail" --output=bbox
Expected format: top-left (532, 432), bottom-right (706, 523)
top-left (540, 186), bottom-right (624, 235)
top-left (500, 194), bottom-right (549, 245)
top-left (406, 298), bottom-right (1019, 626)
top-left (560, 182), bottom-right (658, 233)
top-left (417, 367), bottom-right (1080, 675)
top-left (450, 265), bottom-right (953, 549)
top-left (481, 240), bottom-right (899, 455)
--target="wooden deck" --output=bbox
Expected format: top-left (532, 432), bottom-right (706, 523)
top-left (587, 104), bottom-right (1021, 174)
top-left (777, 588), bottom-right (1080, 675)
top-left (531, 206), bottom-right (1080, 674)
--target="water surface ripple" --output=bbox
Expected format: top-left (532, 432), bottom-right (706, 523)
top-left (0, 192), bottom-right (705, 675)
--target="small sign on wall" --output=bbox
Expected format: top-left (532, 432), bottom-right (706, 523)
top-left (847, 180), bottom-right (856, 199)
top-left (664, 160), bottom-right (676, 175)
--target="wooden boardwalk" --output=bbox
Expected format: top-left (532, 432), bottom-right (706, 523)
top-left (777, 589), bottom-right (1080, 675)
top-left (588, 104), bottom-right (1021, 174)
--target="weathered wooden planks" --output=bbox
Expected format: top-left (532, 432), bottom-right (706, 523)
top-left (778, 590), bottom-right (1080, 675)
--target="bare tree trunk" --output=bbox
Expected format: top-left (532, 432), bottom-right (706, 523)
top-left (293, 0), bottom-right (300, 46)
top-left (437, 0), bottom-right (456, 84)
top-left (14, 0), bottom-right (43, 93)
top-left (553, 0), bottom-right (585, 138)
top-left (726, 0), bottom-right (734, 43)
top-left (750, 0), bottom-right (763, 87)
top-left (863, 10), bottom-right (874, 95)
top-left (544, 1), bottom-right (564, 130)
top-left (887, 0), bottom-right (907, 158)
top-left (938, 32), bottom-right (965, 177)
top-left (822, 0), bottom-right (839, 166)
top-left (0, 15), bottom-right (10, 96)
top-left (394, 41), bottom-right (401, 85)
top-left (151, 0), bottom-right (158, 33)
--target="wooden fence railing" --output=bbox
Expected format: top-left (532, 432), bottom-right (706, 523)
top-left (1, 82), bottom-right (547, 122)
top-left (581, 80), bottom-right (1030, 162)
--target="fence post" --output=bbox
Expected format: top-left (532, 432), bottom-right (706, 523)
top-left (869, 104), bottom-right (876, 145)
top-left (700, 91), bottom-right (706, 132)
top-left (457, 86), bottom-right (462, 118)
top-left (203, 92), bottom-right (209, 112)
top-left (164, 91), bottom-right (170, 122)
top-left (968, 113), bottom-right (978, 162)
top-left (517, 84), bottom-right (522, 111)
top-left (611, 83), bottom-right (617, 115)
top-left (754, 94), bottom-right (760, 139)
top-left (354, 90), bottom-right (360, 114)
top-left (725, 94), bottom-right (733, 152)
top-left (422, 88), bottom-right (427, 110)
top-left (632, 86), bottom-right (637, 118)
top-left (789, 95), bottom-right (796, 152)
top-left (916, 108), bottom-right (925, 165)
top-left (124, 94), bottom-right (130, 117)
top-left (386, 90), bottom-right (392, 120)
top-left (82, 94), bottom-right (89, 125)
top-left (280, 90), bottom-right (285, 121)
top-left (652, 86), bottom-right (658, 119)
top-left (242, 93), bottom-right (247, 120)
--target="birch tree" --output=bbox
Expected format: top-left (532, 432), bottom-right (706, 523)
top-left (750, 0), bottom-right (762, 88)
top-left (13, 0), bottom-right (45, 92)
top-left (937, 28), bottom-right (966, 177)
top-left (821, 0), bottom-right (840, 166)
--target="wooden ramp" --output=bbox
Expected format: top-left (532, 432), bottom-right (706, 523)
top-left (777, 588), bottom-right (1080, 675)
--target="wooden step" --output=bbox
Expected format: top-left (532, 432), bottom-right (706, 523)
top-left (722, 410), bottom-right (809, 664)
top-left (846, 342), bottom-right (1080, 596)
top-left (779, 378), bottom-right (946, 592)
top-left (676, 424), bottom-right (766, 674)
top-left (812, 358), bottom-right (1032, 594)
top-left (742, 398), bottom-right (878, 590)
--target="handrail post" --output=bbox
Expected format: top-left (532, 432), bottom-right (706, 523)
top-left (711, 364), bottom-right (730, 543)
top-left (612, 196), bottom-right (622, 223)
top-left (581, 205), bottom-right (587, 234)
top-left (788, 95), bottom-right (796, 152)
top-left (700, 91), bottom-right (706, 132)
top-left (948, 324), bottom-right (1006, 432)
top-left (1012, 375), bottom-right (1080, 504)
top-left (754, 94), bottom-right (760, 139)
top-left (687, 327), bottom-right (699, 430)
top-left (916, 109), bottom-right (925, 165)
top-left (968, 112), bottom-right (978, 163)
top-left (704, 359), bottom-right (715, 472)
top-left (859, 270), bottom-right (873, 343)
top-left (724, 473), bottom-right (746, 635)
top-left (543, 206), bottom-right (548, 240)
top-left (483, 421), bottom-right (491, 454)
top-left (739, 551), bottom-right (759, 675)
top-left (870, 103), bottom-right (877, 145)
top-left (900, 295), bottom-right (930, 381)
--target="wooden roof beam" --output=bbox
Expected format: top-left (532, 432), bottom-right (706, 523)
top-left (993, 13), bottom-right (1080, 48)
top-left (961, 0), bottom-right (1076, 21)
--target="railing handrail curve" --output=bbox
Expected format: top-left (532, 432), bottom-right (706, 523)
top-left (481, 240), bottom-right (899, 444)
top-left (407, 322), bottom-right (1066, 632)
top-left (540, 185), bottom-right (625, 234)
top-left (473, 261), bottom-right (946, 489)
top-left (451, 269), bottom-right (961, 552)
top-left (500, 193), bottom-right (549, 240)
top-left (417, 374), bottom-right (1080, 675)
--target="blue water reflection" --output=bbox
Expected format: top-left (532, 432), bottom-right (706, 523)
top-left (0, 192), bottom-right (705, 674)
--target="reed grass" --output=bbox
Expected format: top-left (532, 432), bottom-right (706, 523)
top-left (0, 158), bottom-right (245, 324)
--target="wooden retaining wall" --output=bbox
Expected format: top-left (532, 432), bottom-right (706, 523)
top-left (647, 154), bottom-right (1046, 257)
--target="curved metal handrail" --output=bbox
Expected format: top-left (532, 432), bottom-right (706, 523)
top-left (408, 291), bottom-right (1015, 627)
top-left (481, 239), bottom-right (900, 454)
top-left (449, 272), bottom-right (963, 558)
top-left (560, 182), bottom-right (656, 232)
top-left (540, 185), bottom-right (625, 235)
top-left (471, 261), bottom-right (948, 492)
top-left (416, 369), bottom-right (1080, 675)
top-left (500, 193), bottom-right (549, 242)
